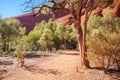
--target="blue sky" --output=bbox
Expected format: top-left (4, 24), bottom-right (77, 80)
top-left (0, 0), bottom-right (44, 18)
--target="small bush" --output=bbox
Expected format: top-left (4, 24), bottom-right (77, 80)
top-left (14, 40), bottom-right (28, 67)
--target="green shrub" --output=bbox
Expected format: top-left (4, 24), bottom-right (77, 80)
top-left (87, 15), bottom-right (120, 71)
top-left (26, 20), bottom-right (77, 51)
top-left (14, 40), bottom-right (28, 67)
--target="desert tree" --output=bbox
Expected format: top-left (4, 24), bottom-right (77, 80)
top-left (0, 18), bottom-right (26, 53)
top-left (23, 0), bottom-right (115, 69)
top-left (26, 30), bottom-right (41, 51)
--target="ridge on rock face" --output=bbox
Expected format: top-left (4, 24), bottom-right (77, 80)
top-left (15, 10), bottom-right (70, 34)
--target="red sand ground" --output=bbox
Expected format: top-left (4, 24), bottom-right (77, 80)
top-left (0, 51), bottom-right (119, 80)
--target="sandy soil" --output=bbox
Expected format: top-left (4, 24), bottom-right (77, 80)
top-left (0, 51), bottom-right (119, 80)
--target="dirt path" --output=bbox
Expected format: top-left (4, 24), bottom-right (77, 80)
top-left (1, 51), bottom-right (86, 80)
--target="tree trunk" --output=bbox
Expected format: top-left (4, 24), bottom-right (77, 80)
top-left (76, 0), bottom-right (90, 69)
top-left (77, 29), bottom-right (83, 68)
top-left (45, 36), bottom-right (52, 52)
top-left (46, 43), bottom-right (52, 51)
top-left (77, 21), bottom-right (89, 69)
top-left (77, 27), bottom-right (89, 69)
top-left (116, 58), bottom-right (120, 70)
top-left (82, 10), bottom-right (90, 68)
top-left (64, 39), bottom-right (67, 50)
top-left (3, 42), bottom-right (7, 52)
top-left (20, 58), bottom-right (24, 67)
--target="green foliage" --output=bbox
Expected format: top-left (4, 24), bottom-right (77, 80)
top-left (41, 7), bottom-right (51, 14)
top-left (0, 18), bottom-right (26, 54)
top-left (26, 30), bottom-right (41, 51)
top-left (87, 15), bottom-right (120, 70)
top-left (15, 39), bottom-right (28, 67)
top-left (26, 20), bottom-right (77, 51)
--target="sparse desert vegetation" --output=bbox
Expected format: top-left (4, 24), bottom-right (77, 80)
top-left (0, 0), bottom-right (120, 80)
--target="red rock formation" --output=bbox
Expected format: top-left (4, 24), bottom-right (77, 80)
top-left (15, 10), bottom-right (69, 34)
top-left (15, 2), bottom-right (120, 34)
top-left (112, 0), bottom-right (120, 17)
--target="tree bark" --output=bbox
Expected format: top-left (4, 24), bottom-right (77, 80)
top-left (77, 25), bottom-right (89, 69)
top-left (77, 0), bottom-right (90, 68)
top-left (82, 10), bottom-right (90, 68)
top-left (77, 27), bottom-right (83, 68)
top-left (45, 36), bottom-right (52, 52)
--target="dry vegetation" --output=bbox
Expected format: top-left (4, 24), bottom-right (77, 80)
top-left (0, 0), bottom-right (120, 80)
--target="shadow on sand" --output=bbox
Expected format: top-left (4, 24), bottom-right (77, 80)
top-left (90, 67), bottom-right (120, 80)
top-left (0, 61), bottom-right (13, 65)
top-left (24, 65), bottom-right (61, 75)
top-left (59, 51), bottom-right (79, 55)
top-left (25, 52), bottom-right (53, 58)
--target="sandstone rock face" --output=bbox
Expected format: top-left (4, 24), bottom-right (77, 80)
top-left (113, 0), bottom-right (120, 17)
top-left (15, 10), bottom-right (69, 34)
top-left (15, 2), bottom-right (120, 34)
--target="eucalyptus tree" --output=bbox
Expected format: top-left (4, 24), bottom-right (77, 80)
top-left (36, 20), bottom-right (55, 51)
top-left (24, 0), bottom-right (115, 68)
top-left (26, 30), bottom-right (41, 51)
top-left (0, 18), bottom-right (26, 53)
top-left (55, 24), bottom-right (76, 49)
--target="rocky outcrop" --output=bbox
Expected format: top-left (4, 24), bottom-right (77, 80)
top-left (15, 2), bottom-right (120, 34)
top-left (15, 10), bottom-right (69, 34)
